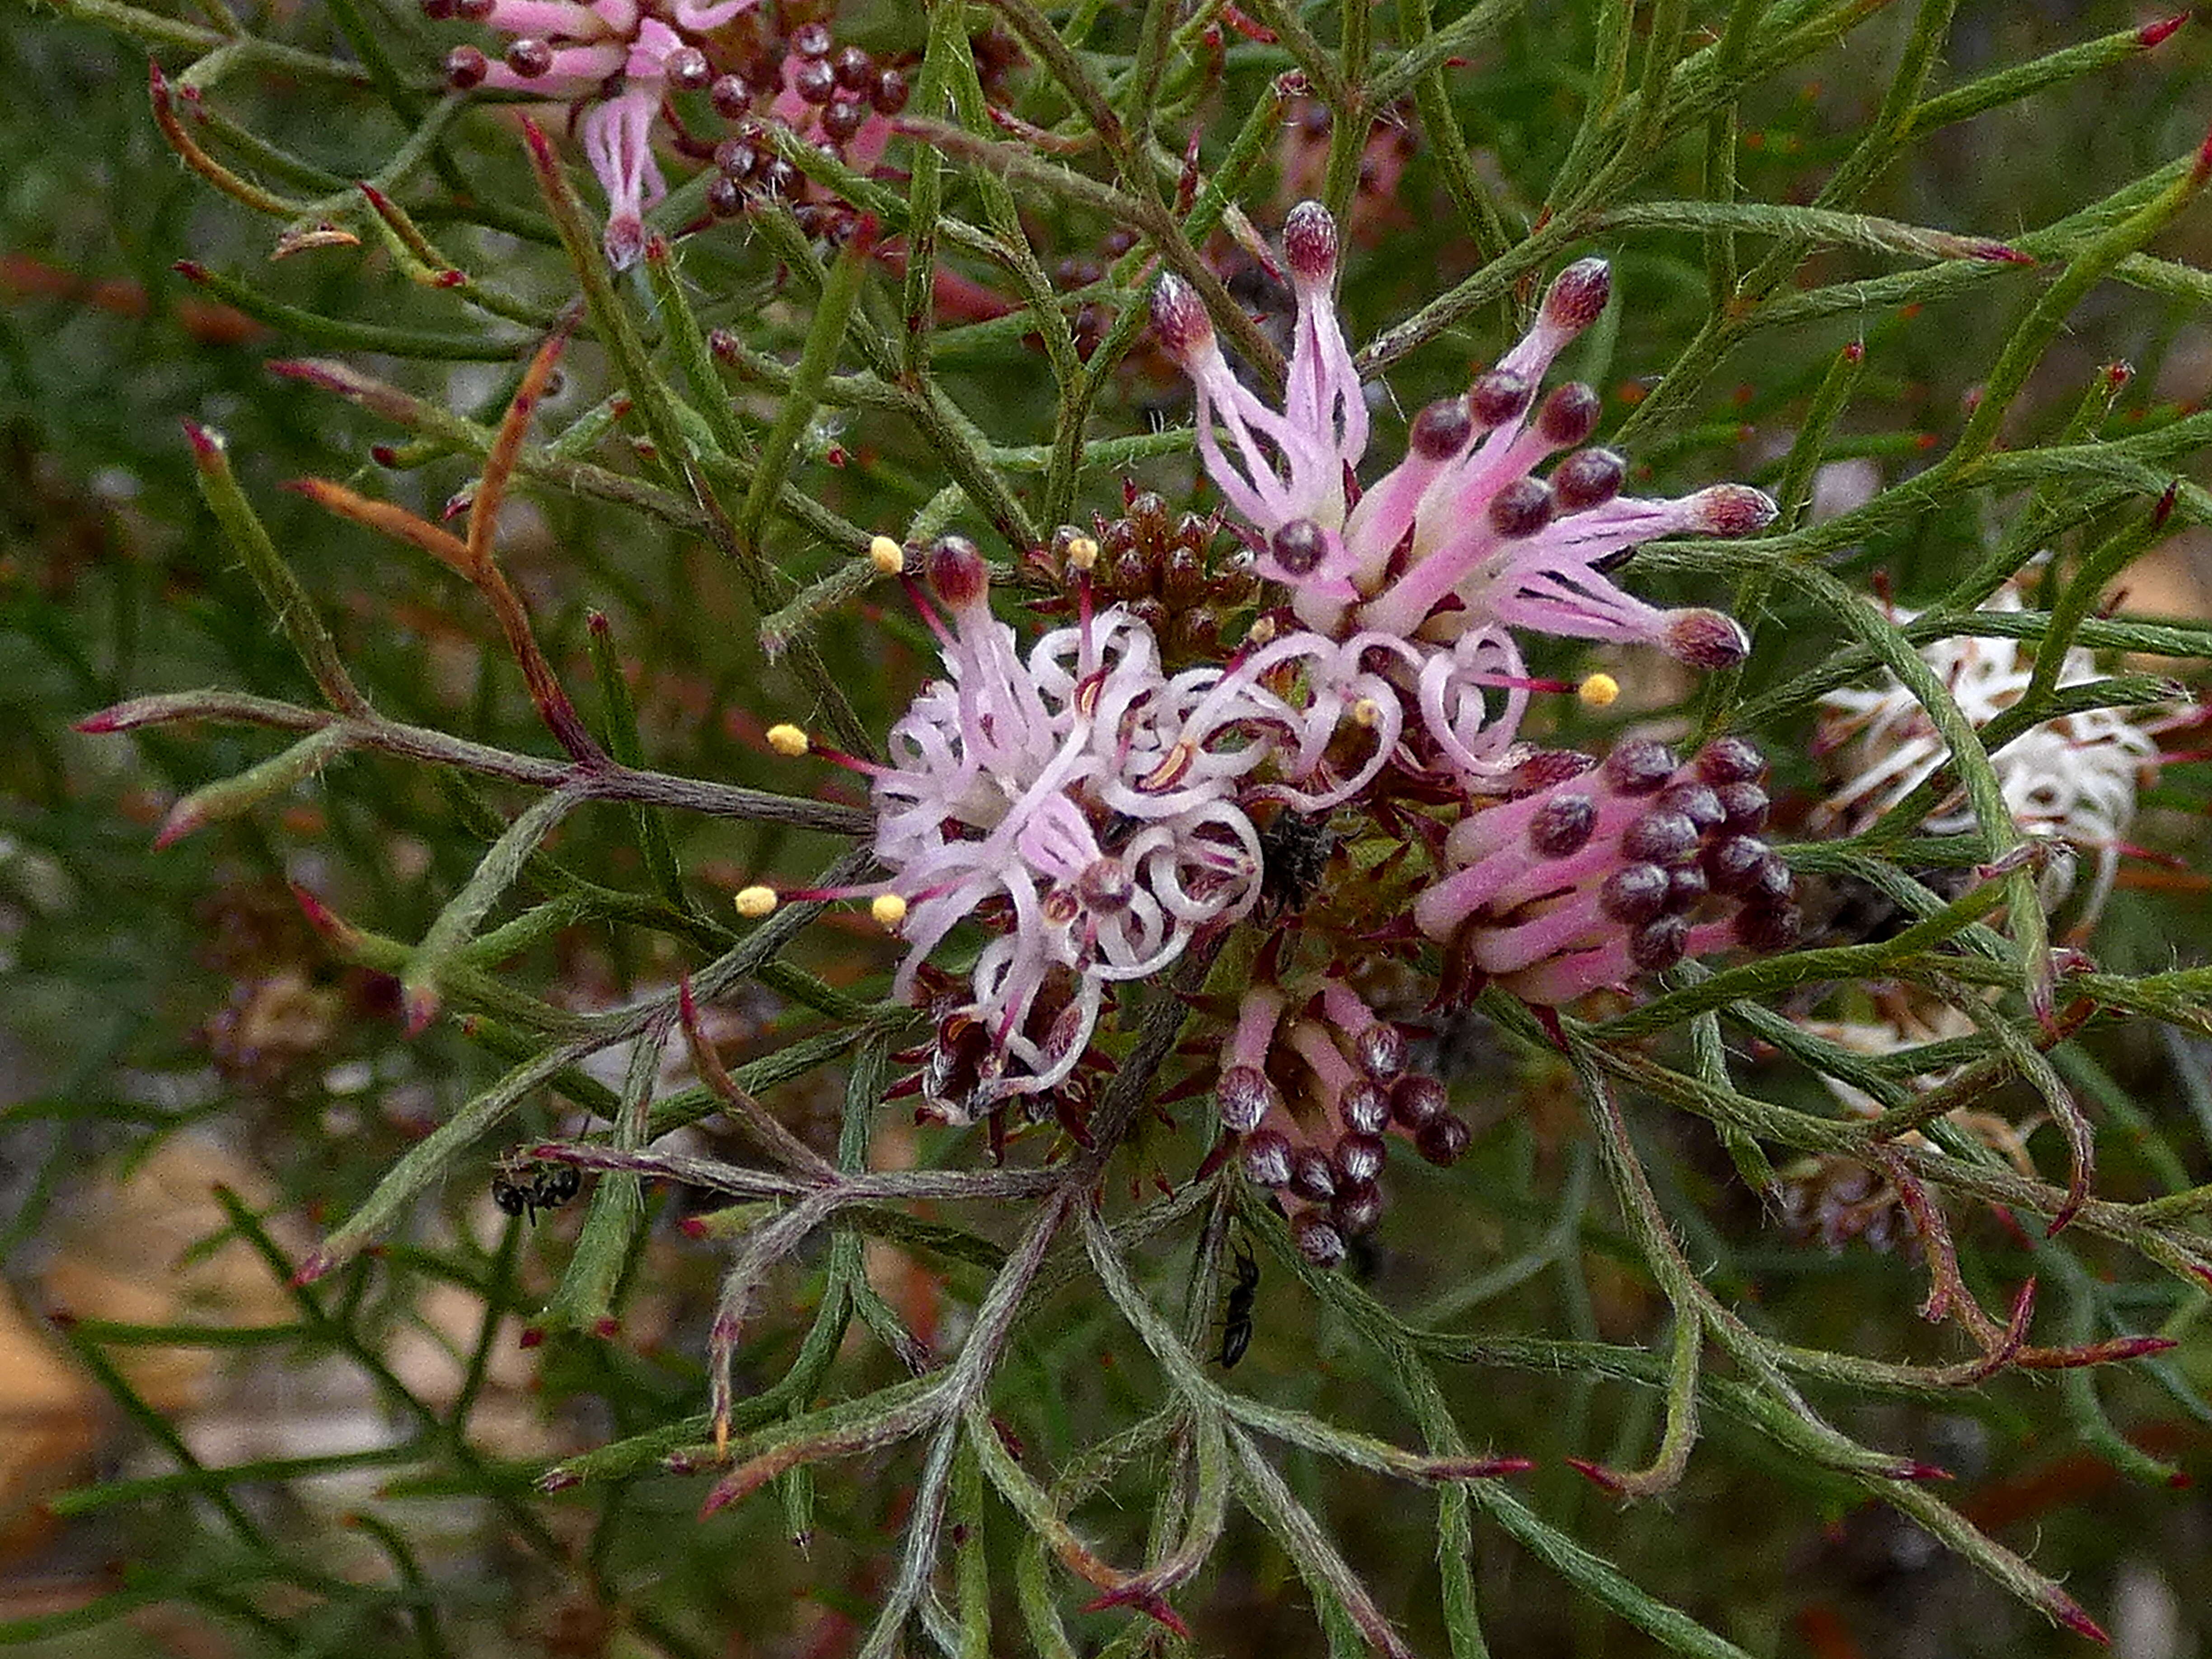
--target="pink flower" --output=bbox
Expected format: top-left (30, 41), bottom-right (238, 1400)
top-left (1154, 202), bottom-right (1776, 659)
top-left (431, 0), bottom-right (752, 266)
top-left (1414, 736), bottom-right (1799, 1004)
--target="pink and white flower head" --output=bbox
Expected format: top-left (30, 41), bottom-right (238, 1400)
top-left (1414, 736), bottom-right (1800, 1004)
top-left (817, 538), bottom-right (1270, 1118)
top-left (431, 0), bottom-right (757, 267)
top-left (1153, 201), bottom-right (1777, 656)
top-left (1814, 588), bottom-right (2164, 919)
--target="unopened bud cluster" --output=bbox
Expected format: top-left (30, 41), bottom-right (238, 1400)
top-left (1024, 489), bottom-right (1260, 666)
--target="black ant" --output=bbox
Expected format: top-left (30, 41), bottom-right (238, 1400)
top-left (491, 1151), bottom-right (583, 1224)
top-left (1216, 1237), bottom-right (1261, 1368)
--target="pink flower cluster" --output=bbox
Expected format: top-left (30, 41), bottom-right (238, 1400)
top-left (430, 0), bottom-right (755, 266)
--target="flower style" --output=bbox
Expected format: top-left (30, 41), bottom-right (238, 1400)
top-left (1815, 588), bottom-right (2163, 919)
top-left (430, 0), bottom-right (757, 267)
top-left (1414, 736), bottom-right (1799, 1005)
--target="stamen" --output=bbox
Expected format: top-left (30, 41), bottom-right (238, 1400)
top-left (1578, 672), bottom-right (1620, 708)
top-left (735, 885), bottom-right (779, 918)
top-left (868, 535), bottom-right (905, 574)
top-left (766, 723), bottom-right (811, 757)
top-left (871, 893), bottom-right (909, 928)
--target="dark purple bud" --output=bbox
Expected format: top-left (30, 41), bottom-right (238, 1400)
top-left (793, 56), bottom-right (836, 103)
top-left (1658, 782), bottom-right (1725, 835)
top-left (1541, 258), bottom-right (1612, 332)
top-left (1630, 915), bottom-right (1690, 971)
top-left (1335, 1133), bottom-right (1387, 1184)
top-left (1331, 1178), bottom-right (1385, 1236)
top-left (1129, 490), bottom-right (1170, 539)
top-left (1663, 609), bottom-right (1752, 671)
top-left (1690, 483), bottom-right (1779, 537)
top-left (1294, 1213), bottom-right (1348, 1268)
top-left (1410, 397), bottom-right (1474, 459)
top-left (710, 72), bottom-right (754, 116)
top-left (1736, 902), bottom-right (1802, 953)
top-left (832, 43), bottom-right (875, 90)
top-left (757, 156), bottom-right (800, 197)
top-left (1391, 1074), bottom-right (1447, 1130)
top-left (714, 139), bottom-right (758, 178)
top-left (1599, 862), bottom-right (1670, 925)
top-left (1354, 1024), bottom-right (1406, 1083)
top-left (1270, 518), bottom-right (1328, 576)
top-left (1529, 793), bottom-right (1597, 858)
top-left (871, 67), bottom-right (910, 114)
top-left (444, 43), bottom-right (488, 88)
top-left (1603, 739), bottom-right (1679, 796)
top-left (1504, 749), bottom-right (1596, 796)
top-left (1666, 864), bottom-right (1709, 914)
top-left (791, 21), bottom-right (833, 57)
top-left (1288, 1148), bottom-right (1338, 1203)
top-left (1217, 1065), bottom-right (1275, 1134)
top-left (1416, 1112), bottom-right (1473, 1167)
top-left (822, 96), bottom-right (867, 142)
top-left (926, 535), bottom-right (987, 607)
top-left (1162, 541), bottom-right (1204, 605)
top-left (1284, 200), bottom-right (1338, 284)
top-left (1488, 477), bottom-right (1556, 539)
top-left (503, 37), bottom-right (553, 78)
top-left (1747, 853), bottom-right (1795, 907)
top-left (1242, 1129), bottom-right (1294, 1188)
top-left (1623, 810), bottom-right (1699, 867)
top-left (1151, 275), bottom-right (1212, 360)
top-left (1695, 736), bottom-right (1765, 785)
top-left (665, 45), bottom-right (712, 91)
top-left (1703, 835), bottom-right (1771, 898)
top-left (1551, 447), bottom-right (1626, 513)
top-left (1716, 782), bottom-right (1769, 833)
top-left (420, 0), bottom-right (457, 19)
top-left (1470, 369), bottom-right (1533, 428)
top-left (706, 175), bottom-right (744, 218)
top-left (1340, 1080), bottom-right (1392, 1137)
top-left (455, 0), bottom-right (494, 19)
top-left (1537, 383), bottom-right (1602, 448)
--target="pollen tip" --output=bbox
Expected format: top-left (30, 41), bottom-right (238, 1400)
top-left (1578, 672), bottom-right (1620, 709)
top-left (1350, 697), bottom-right (1384, 729)
top-left (765, 722), bottom-right (811, 758)
top-left (867, 534), bottom-right (905, 574)
top-left (1065, 534), bottom-right (1099, 572)
top-left (734, 885), bottom-right (780, 919)
top-left (870, 893), bottom-right (909, 928)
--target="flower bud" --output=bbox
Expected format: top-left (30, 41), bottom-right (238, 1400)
top-left (1294, 1213), bottom-right (1348, 1267)
top-left (926, 535), bottom-right (988, 607)
top-left (455, 0), bottom-right (494, 19)
top-left (710, 72), bottom-right (754, 116)
top-left (1663, 608), bottom-right (1751, 670)
top-left (1410, 397), bottom-right (1474, 459)
top-left (1287, 1148), bottom-right (1338, 1203)
top-left (1341, 1079), bottom-right (1392, 1136)
top-left (871, 67), bottom-right (910, 114)
top-left (1702, 835), bottom-right (1771, 898)
top-left (1537, 383), bottom-right (1602, 448)
top-left (1599, 862), bottom-right (1670, 925)
top-left (1716, 782), bottom-right (1769, 833)
top-left (1335, 1133), bottom-right (1387, 1184)
top-left (444, 44), bottom-right (489, 88)
top-left (832, 43), bottom-right (875, 90)
top-left (1331, 1177), bottom-right (1385, 1236)
top-left (706, 175), bottom-right (744, 218)
top-left (1242, 1129), bottom-right (1294, 1187)
top-left (1690, 483), bottom-right (1778, 537)
top-left (1284, 200), bottom-right (1339, 286)
top-left (1666, 864), bottom-right (1709, 914)
top-left (714, 139), bottom-right (757, 178)
top-left (1658, 781), bottom-right (1725, 834)
top-left (1415, 1112), bottom-right (1473, 1166)
top-left (1150, 275), bottom-right (1213, 361)
top-left (792, 21), bottom-right (832, 56)
top-left (1736, 902), bottom-right (1802, 953)
top-left (1529, 793), bottom-right (1597, 858)
top-left (1354, 1023), bottom-right (1406, 1083)
top-left (823, 97), bottom-right (867, 142)
top-left (420, 0), bottom-right (457, 18)
top-left (1391, 1074), bottom-right (1447, 1129)
top-left (1551, 446), bottom-right (1625, 513)
top-left (1630, 915), bottom-right (1689, 971)
top-left (1623, 809), bottom-right (1699, 867)
top-left (1470, 369), bottom-right (1533, 428)
top-left (666, 46), bottom-right (712, 91)
top-left (1217, 1065), bottom-right (1275, 1134)
top-left (1270, 518), bottom-right (1329, 576)
top-left (1541, 258), bottom-right (1612, 333)
top-left (1696, 736), bottom-right (1765, 785)
top-left (1602, 739), bottom-right (1678, 796)
top-left (503, 37), bottom-right (553, 77)
top-left (793, 56), bottom-right (836, 103)
top-left (1488, 477), bottom-right (1556, 539)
